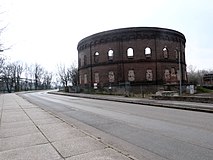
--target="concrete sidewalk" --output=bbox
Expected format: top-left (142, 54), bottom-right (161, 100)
top-left (0, 94), bottom-right (132, 160)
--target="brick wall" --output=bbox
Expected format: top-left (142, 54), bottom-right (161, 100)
top-left (78, 27), bottom-right (187, 93)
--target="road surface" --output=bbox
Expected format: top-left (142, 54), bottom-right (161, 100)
top-left (20, 91), bottom-right (213, 160)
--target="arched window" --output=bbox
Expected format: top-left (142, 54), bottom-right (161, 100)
top-left (108, 71), bottom-right (115, 82)
top-left (164, 69), bottom-right (170, 82)
top-left (108, 49), bottom-right (113, 60)
top-left (170, 68), bottom-right (177, 82)
top-left (95, 52), bottom-right (99, 56)
top-left (145, 47), bottom-right (151, 57)
top-left (94, 52), bottom-right (99, 63)
top-left (127, 48), bottom-right (134, 58)
top-left (163, 47), bottom-right (168, 58)
top-left (94, 72), bottom-right (99, 83)
top-left (128, 70), bottom-right (135, 81)
top-left (146, 69), bottom-right (153, 81)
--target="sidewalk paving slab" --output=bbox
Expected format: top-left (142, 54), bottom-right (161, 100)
top-left (33, 117), bottom-right (63, 125)
top-left (0, 125), bottom-right (39, 138)
top-left (66, 148), bottom-right (132, 160)
top-left (0, 132), bottom-right (48, 151)
top-left (1, 114), bottom-right (30, 123)
top-left (38, 122), bottom-right (75, 131)
top-left (0, 120), bottom-right (34, 130)
top-left (38, 123), bottom-right (86, 142)
top-left (0, 144), bottom-right (62, 160)
top-left (52, 136), bottom-right (106, 158)
top-left (42, 127), bottom-right (86, 142)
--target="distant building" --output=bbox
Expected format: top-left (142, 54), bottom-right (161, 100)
top-left (77, 27), bottom-right (187, 93)
top-left (203, 74), bottom-right (213, 86)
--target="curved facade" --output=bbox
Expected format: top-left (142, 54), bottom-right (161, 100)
top-left (77, 27), bottom-right (187, 92)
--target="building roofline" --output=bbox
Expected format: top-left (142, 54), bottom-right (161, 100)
top-left (77, 27), bottom-right (186, 50)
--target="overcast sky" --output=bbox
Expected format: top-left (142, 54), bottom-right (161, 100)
top-left (1, 0), bottom-right (213, 72)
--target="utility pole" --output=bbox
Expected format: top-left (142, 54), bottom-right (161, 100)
top-left (179, 51), bottom-right (182, 96)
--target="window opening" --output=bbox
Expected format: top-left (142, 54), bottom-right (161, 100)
top-left (163, 47), bottom-right (168, 58)
top-left (127, 48), bottom-right (134, 57)
top-left (94, 52), bottom-right (99, 63)
top-left (108, 49), bottom-right (113, 60)
top-left (146, 69), bottom-right (153, 81)
top-left (128, 70), bottom-right (135, 81)
top-left (145, 47), bottom-right (151, 57)
top-left (164, 69), bottom-right (170, 82)
top-left (170, 68), bottom-right (177, 82)
top-left (94, 73), bottom-right (99, 83)
top-left (108, 71), bottom-right (115, 82)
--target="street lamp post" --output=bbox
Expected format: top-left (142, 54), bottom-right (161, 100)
top-left (179, 51), bottom-right (182, 96)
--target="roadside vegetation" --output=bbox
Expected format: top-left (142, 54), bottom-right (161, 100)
top-left (196, 86), bottom-right (213, 93)
top-left (187, 65), bottom-right (213, 94)
top-left (187, 65), bottom-right (213, 86)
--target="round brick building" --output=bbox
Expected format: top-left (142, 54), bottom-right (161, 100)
top-left (77, 27), bottom-right (187, 93)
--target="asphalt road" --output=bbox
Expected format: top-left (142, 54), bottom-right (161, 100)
top-left (20, 91), bottom-right (213, 160)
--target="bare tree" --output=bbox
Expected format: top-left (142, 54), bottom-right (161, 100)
top-left (0, 54), bottom-right (6, 74)
top-left (187, 65), bottom-right (213, 85)
top-left (12, 61), bottom-right (23, 91)
top-left (32, 63), bottom-right (44, 90)
top-left (0, 55), bottom-right (6, 91)
top-left (0, 56), bottom-right (4, 84)
top-left (0, 54), bottom-right (55, 92)
top-left (187, 65), bottom-right (198, 84)
top-left (42, 70), bottom-right (52, 89)
top-left (1, 63), bottom-right (14, 93)
top-left (0, 60), bottom-right (23, 92)
top-left (57, 64), bottom-right (70, 91)
top-left (67, 63), bottom-right (78, 86)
